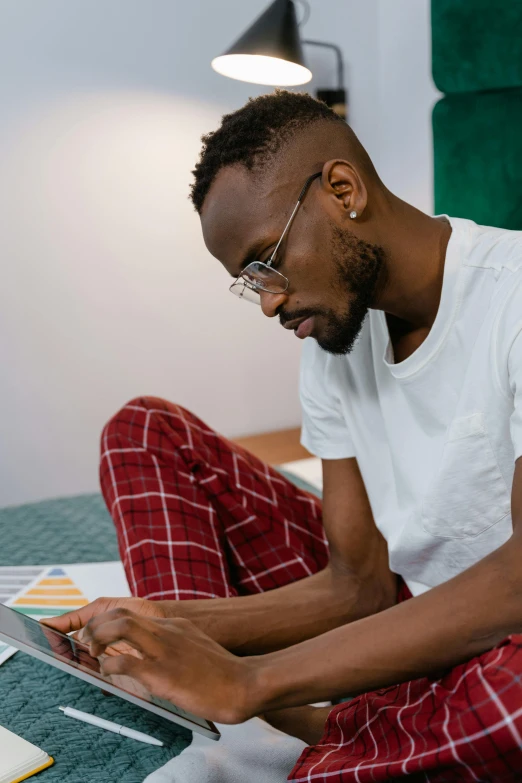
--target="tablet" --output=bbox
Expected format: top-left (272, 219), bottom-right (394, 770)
top-left (0, 603), bottom-right (220, 740)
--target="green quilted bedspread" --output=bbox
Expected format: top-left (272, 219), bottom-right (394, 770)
top-left (0, 472), bottom-right (318, 782)
top-left (0, 494), bottom-right (191, 783)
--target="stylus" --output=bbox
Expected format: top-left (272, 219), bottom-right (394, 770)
top-left (59, 706), bottom-right (164, 746)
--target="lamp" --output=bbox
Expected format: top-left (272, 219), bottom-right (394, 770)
top-left (211, 0), bottom-right (347, 119)
top-left (211, 0), bottom-right (311, 87)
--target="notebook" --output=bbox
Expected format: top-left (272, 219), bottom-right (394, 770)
top-left (0, 725), bottom-right (54, 783)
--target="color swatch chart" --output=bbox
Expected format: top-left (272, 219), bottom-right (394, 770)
top-left (1, 566), bottom-right (90, 617)
top-left (0, 561), bottom-right (130, 665)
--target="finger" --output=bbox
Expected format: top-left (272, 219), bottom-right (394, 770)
top-left (84, 615), bottom-right (162, 659)
top-left (40, 598), bottom-right (112, 634)
top-left (83, 608), bottom-right (166, 644)
top-left (82, 606), bottom-right (152, 639)
top-left (103, 642), bottom-right (143, 658)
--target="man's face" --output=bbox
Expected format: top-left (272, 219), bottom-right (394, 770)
top-left (201, 165), bottom-right (386, 356)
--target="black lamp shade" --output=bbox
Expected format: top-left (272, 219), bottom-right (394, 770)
top-left (212, 0), bottom-right (312, 86)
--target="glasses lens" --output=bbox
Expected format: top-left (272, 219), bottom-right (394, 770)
top-left (242, 262), bottom-right (288, 293)
top-left (229, 280), bottom-right (261, 304)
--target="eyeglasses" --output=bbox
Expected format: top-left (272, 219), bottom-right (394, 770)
top-left (229, 171), bottom-right (322, 305)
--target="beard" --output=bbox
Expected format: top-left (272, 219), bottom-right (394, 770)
top-left (316, 225), bottom-right (386, 355)
top-left (279, 224), bottom-right (387, 355)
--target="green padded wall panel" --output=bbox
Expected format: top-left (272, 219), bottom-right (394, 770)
top-left (433, 89), bottom-right (522, 230)
top-left (432, 0), bottom-right (522, 94)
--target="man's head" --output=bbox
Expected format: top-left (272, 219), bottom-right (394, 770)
top-left (191, 91), bottom-right (389, 355)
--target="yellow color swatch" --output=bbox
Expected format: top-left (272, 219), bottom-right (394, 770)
top-left (25, 588), bottom-right (83, 597)
top-left (37, 578), bottom-right (75, 586)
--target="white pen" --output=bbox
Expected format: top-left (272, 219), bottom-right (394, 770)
top-left (59, 706), bottom-right (164, 746)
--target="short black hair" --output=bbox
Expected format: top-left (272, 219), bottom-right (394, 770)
top-left (190, 90), bottom-right (344, 214)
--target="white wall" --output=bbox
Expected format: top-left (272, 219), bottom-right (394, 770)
top-left (0, 0), bottom-right (438, 507)
top-left (338, 0), bottom-right (440, 212)
top-left (376, 0), bottom-right (441, 213)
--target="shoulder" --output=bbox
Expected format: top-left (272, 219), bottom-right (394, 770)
top-left (461, 218), bottom-right (522, 274)
top-left (454, 218), bottom-right (522, 349)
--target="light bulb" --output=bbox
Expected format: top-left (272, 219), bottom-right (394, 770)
top-left (211, 54), bottom-right (312, 87)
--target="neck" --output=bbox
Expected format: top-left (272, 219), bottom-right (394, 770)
top-left (372, 194), bottom-right (452, 331)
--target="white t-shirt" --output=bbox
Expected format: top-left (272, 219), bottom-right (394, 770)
top-left (300, 217), bottom-right (522, 597)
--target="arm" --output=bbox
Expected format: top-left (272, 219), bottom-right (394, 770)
top-left (78, 460), bottom-right (522, 725)
top-left (80, 458), bottom-right (522, 725)
top-left (252, 458), bottom-right (522, 712)
top-left (173, 457), bottom-right (397, 653)
top-left (45, 458), bottom-right (396, 655)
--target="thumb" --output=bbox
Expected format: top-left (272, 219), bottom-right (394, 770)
top-left (40, 598), bottom-right (110, 634)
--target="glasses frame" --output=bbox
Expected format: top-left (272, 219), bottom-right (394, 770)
top-left (229, 170), bottom-right (322, 303)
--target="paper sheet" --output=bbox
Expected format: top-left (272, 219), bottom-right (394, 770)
top-left (0, 561), bottom-right (131, 665)
top-left (281, 457), bottom-right (323, 491)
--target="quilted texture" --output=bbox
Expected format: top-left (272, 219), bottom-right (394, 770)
top-left (432, 0), bottom-right (522, 93)
top-left (0, 494), bottom-right (120, 566)
top-left (432, 0), bottom-right (522, 230)
top-left (433, 89), bottom-right (522, 230)
top-left (0, 494), bottom-right (192, 783)
top-left (0, 473), bottom-right (319, 782)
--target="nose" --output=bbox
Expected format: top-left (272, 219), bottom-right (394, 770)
top-left (259, 289), bottom-right (288, 317)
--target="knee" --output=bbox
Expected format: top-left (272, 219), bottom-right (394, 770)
top-left (478, 637), bottom-right (522, 687)
top-left (101, 396), bottom-right (195, 443)
top-left (457, 637), bottom-right (522, 732)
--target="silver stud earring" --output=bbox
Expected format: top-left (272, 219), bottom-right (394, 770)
top-left (349, 210), bottom-right (357, 219)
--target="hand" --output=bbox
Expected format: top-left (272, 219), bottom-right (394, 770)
top-left (39, 623), bottom-right (103, 674)
top-left (40, 595), bottom-right (231, 650)
top-left (80, 607), bottom-right (259, 724)
top-left (41, 596), bottom-right (168, 657)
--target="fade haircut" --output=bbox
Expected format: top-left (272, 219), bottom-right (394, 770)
top-left (190, 90), bottom-right (345, 214)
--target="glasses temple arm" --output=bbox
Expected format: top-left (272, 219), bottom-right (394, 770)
top-left (266, 201), bottom-right (301, 268)
top-left (266, 172), bottom-right (322, 269)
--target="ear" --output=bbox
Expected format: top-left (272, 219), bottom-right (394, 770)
top-left (320, 159), bottom-right (368, 220)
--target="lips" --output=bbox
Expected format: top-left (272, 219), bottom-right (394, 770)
top-left (295, 316), bottom-right (314, 339)
top-left (284, 315), bottom-right (310, 330)
top-left (282, 315), bottom-right (314, 339)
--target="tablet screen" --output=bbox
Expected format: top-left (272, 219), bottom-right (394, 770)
top-left (0, 603), bottom-right (214, 732)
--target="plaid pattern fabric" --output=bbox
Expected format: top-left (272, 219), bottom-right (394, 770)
top-left (290, 593), bottom-right (522, 782)
top-left (101, 397), bottom-right (522, 782)
top-left (100, 396), bottom-right (328, 600)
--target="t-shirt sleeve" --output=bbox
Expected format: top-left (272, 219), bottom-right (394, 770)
top-left (299, 339), bottom-right (355, 460)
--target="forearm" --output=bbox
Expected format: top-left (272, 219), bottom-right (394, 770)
top-left (162, 563), bottom-right (396, 654)
top-left (250, 536), bottom-right (522, 712)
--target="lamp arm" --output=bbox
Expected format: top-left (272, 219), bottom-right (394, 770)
top-left (302, 39), bottom-right (344, 90)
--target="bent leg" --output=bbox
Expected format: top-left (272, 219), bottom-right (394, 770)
top-left (289, 634), bottom-right (522, 782)
top-left (100, 396), bottom-right (327, 600)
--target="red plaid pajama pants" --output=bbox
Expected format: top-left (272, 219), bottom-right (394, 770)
top-left (100, 397), bottom-right (522, 782)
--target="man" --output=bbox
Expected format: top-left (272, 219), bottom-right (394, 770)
top-left (46, 91), bottom-right (522, 780)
